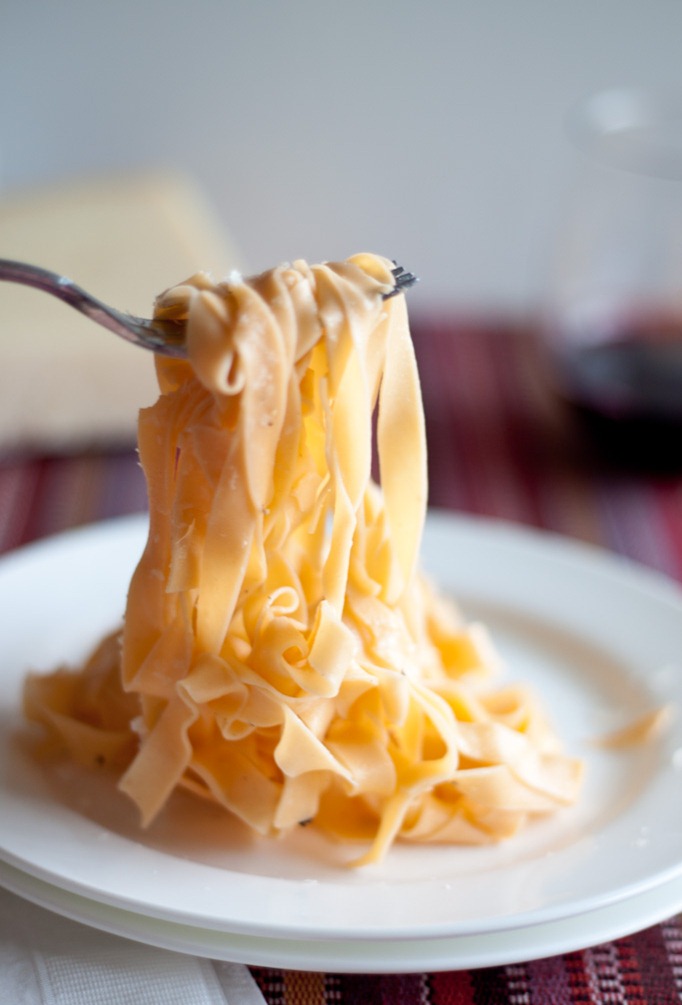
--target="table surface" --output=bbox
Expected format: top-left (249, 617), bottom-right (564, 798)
top-left (2, 317), bottom-right (682, 1004)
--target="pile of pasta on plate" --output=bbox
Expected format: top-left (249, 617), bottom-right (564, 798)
top-left (24, 253), bottom-right (582, 865)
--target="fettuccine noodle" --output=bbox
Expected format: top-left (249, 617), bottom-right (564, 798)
top-left (24, 253), bottom-right (582, 864)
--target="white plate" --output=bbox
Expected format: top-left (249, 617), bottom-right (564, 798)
top-left (1, 512), bottom-right (682, 945)
top-left (2, 856), bottom-right (682, 973)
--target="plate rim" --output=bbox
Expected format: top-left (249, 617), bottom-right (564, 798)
top-left (3, 857), bottom-right (682, 973)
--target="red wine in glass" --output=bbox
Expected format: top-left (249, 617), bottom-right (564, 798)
top-left (553, 313), bottom-right (682, 470)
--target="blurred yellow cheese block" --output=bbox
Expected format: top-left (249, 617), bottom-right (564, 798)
top-left (0, 173), bottom-right (241, 452)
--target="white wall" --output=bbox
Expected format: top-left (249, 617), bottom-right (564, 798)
top-left (2, 1), bottom-right (682, 314)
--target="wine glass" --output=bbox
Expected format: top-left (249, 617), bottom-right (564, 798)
top-left (543, 87), bottom-right (682, 470)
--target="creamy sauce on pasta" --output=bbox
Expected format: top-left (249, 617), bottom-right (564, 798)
top-left (24, 254), bottom-right (582, 865)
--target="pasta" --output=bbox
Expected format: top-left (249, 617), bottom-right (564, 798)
top-left (24, 253), bottom-right (582, 864)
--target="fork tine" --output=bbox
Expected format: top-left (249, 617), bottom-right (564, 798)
top-left (383, 264), bottom-right (419, 299)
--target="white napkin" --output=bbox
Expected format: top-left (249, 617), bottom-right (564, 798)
top-left (0, 888), bottom-right (266, 1005)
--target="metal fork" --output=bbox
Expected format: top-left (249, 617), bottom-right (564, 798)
top-left (0, 258), bottom-right (418, 358)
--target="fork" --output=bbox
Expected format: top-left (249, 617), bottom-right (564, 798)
top-left (0, 258), bottom-right (418, 358)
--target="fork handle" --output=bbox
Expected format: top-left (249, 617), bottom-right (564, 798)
top-left (0, 257), bottom-right (186, 354)
top-left (0, 258), bottom-right (132, 333)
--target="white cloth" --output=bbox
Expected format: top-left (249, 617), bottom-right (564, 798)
top-left (0, 888), bottom-right (266, 1005)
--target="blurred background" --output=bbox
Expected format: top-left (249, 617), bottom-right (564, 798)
top-left (4, 0), bottom-right (682, 462)
top-left (3, 0), bottom-right (682, 316)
